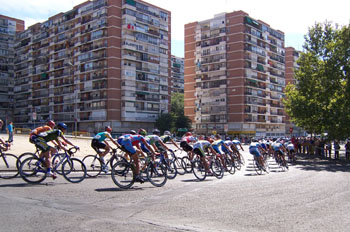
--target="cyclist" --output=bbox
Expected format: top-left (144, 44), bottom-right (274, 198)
top-left (91, 126), bottom-right (121, 172)
top-left (180, 132), bottom-right (196, 160)
top-left (29, 120), bottom-right (56, 144)
top-left (211, 134), bottom-right (231, 170)
top-left (0, 120), bottom-right (10, 151)
top-left (232, 138), bottom-right (245, 151)
top-left (249, 139), bottom-right (267, 170)
top-left (285, 141), bottom-right (296, 162)
top-left (192, 139), bottom-right (213, 174)
top-left (117, 128), bottom-right (156, 183)
top-left (34, 122), bottom-right (80, 179)
top-left (160, 130), bottom-right (181, 151)
top-left (272, 138), bottom-right (289, 169)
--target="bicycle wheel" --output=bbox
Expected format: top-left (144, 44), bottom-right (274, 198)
top-left (181, 156), bottom-right (193, 173)
top-left (62, 158), bottom-right (86, 183)
top-left (146, 161), bottom-right (167, 187)
top-left (253, 158), bottom-right (263, 175)
top-left (52, 153), bottom-right (66, 175)
top-left (16, 152), bottom-right (37, 171)
top-left (19, 157), bottom-right (47, 184)
top-left (173, 157), bottom-right (186, 175)
top-left (0, 153), bottom-right (19, 179)
top-left (264, 158), bottom-right (270, 173)
top-left (82, 155), bottom-right (102, 177)
top-left (232, 154), bottom-right (242, 171)
top-left (239, 154), bottom-right (245, 166)
top-left (109, 154), bottom-right (127, 169)
top-left (211, 158), bottom-right (224, 179)
top-left (164, 159), bottom-right (177, 179)
top-left (111, 160), bottom-right (135, 189)
top-left (225, 157), bottom-right (236, 175)
top-left (192, 159), bottom-right (206, 181)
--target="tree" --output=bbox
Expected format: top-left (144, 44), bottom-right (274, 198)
top-left (155, 113), bottom-right (173, 133)
top-left (283, 22), bottom-right (350, 139)
top-left (154, 93), bottom-right (191, 134)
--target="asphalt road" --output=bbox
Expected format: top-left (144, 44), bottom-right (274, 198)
top-left (1, 145), bottom-right (350, 232)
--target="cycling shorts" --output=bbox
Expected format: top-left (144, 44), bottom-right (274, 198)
top-left (117, 138), bottom-right (136, 155)
top-left (34, 136), bottom-right (51, 152)
top-left (91, 139), bottom-right (107, 153)
top-left (249, 148), bottom-right (261, 157)
top-left (180, 141), bottom-right (193, 152)
top-left (193, 148), bottom-right (206, 157)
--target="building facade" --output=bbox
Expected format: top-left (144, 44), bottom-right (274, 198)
top-left (13, 0), bottom-right (171, 134)
top-left (170, 55), bottom-right (184, 93)
top-left (285, 46), bottom-right (305, 136)
top-left (184, 11), bottom-right (286, 138)
top-left (0, 15), bottom-right (24, 125)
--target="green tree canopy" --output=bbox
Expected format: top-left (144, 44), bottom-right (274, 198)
top-left (283, 22), bottom-right (350, 139)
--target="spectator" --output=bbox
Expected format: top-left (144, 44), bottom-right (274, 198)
top-left (7, 121), bottom-right (14, 144)
top-left (345, 140), bottom-right (350, 160)
top-left (326, 140), bottom-right (332, 158)
top-left (334, 140), bottom-right (340, 160)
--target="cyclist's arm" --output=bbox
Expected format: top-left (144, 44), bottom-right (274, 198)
top-left (223, 143), bottom-right (232, 153)
top-left (142, 140), bottom-right (155, 154)
top-left (239, 143), bottom-right (244, 151)
top-left (60, 134), bottom-right (77, 147)
top-left (106, 134), bottom-right (121, 148)
top-left (170, 138), bottom-right (181, 150)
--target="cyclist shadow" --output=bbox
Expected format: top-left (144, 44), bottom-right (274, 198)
top-left (95, 185), bottom-right (159, 192)
top-left (181, 179), bottom-right (214, 182)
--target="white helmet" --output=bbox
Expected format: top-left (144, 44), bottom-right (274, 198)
top-left (164, 130), bottom-right (171, 136)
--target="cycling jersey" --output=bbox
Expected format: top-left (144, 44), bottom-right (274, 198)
top-left (29, 125), bottom-right (51, 143)
top-left (93, 132), bottom-right (110, 142)
top-left (117, 134), bottom-right (147, 155)
top-left (35, 129), bottom-right (62, 152)
top-left (272, 142), bottom-right (283, 151)
top-left (212, 139), bottom-right (225, 154)
top-left (249, 142), bottom-right (262, 157)
top-left (193, 140), bottom-right (211, 157)
top-left (145, 135), bottom-right (161, 145)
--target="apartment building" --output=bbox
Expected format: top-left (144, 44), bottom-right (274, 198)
top-left (170, 55), bottom-right (184, 93)
top-left (184, 11), bottom-right (286, 138)
top-left (13, 0), bottom-right (171, 134)
top-left (285, 46), bottom-right (305, 136)
top-left (0, 15), bottom-right (24, 125)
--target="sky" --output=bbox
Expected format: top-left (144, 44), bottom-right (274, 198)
top-left (1, 0), bottom-right (350, 57)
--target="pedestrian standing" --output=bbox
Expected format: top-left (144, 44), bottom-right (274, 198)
top-left (326, 140), bottom-right (332, 158)
top-left (345, 140), bottom-right (350, 160)
top-left (7, 121), bottom-right (13, 144)
top-left (334, 140), bottom-right (340, 160)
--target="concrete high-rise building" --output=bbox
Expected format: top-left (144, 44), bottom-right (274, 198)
top-left (285, 46), bottom-right (305, 136)
top-left (184, 11), bottom-right (286, 138)
top-left (0, 15), bottom-right (24, 125)
top-left (170, 55), bottom-right (184, 93)
top-left (13, 0), bottom-right (171, 134)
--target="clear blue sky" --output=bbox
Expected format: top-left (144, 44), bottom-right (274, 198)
top-left (1, 0), bottom-right (349, 57)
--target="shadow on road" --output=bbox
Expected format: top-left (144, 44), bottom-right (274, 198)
top-left (294, 154), bottom-right (350, 173)
top-left (95, 187), bottom-right (144, 192)
top-left (181, 178), bottom-right (214, 182)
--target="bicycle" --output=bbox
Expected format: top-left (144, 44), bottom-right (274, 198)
top-left (82, 148), bottom-right (127, 177)
top-left (0, 144), bottom-right (19, 179)
top-left (16, 148), bottom-right (40, 171)
top-left (253, 153), bottom-right (269, 175)
top-left (274, 151), bottom-right (288, 171)
top-left (19, 147), bottom-right (87, 184)
top-left (192, 152), bottom-right (224, 181)
top-left (168, 149), bottom-right (186, 175)
top-left (157, 150), bottom-right (178, 179)
top-left (111, 152), bottom-right (167, 189)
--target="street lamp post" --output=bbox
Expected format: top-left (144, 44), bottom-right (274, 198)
top-left (66, 61), bottom-right (77, 136)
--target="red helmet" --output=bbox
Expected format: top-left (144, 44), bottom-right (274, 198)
top-left (185, 132), bottom-right (192, 136)
top-left (105, 126), bottom-right (112, 133)
top-left (47, 120), bottom-right (55, 128)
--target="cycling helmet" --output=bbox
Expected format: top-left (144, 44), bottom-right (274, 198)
top-left (138, 128), bottom-right (147, 136)
top-left (164, 130), bottom-right (171, 136)
top-left (185, 132), bottom-right (192, 136)
top-left (153, 129), bottom-right (160, 135)
top-left (130, 130), bottom-right (137, 135)
top-left (57, 122), bottom-right (67, 131)
top-left (105, 126), bottom-right (112, 133)
top-left (226, 137), bottom-right (231, 140)
top-left (47, 120), bottom-right (55, 128)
